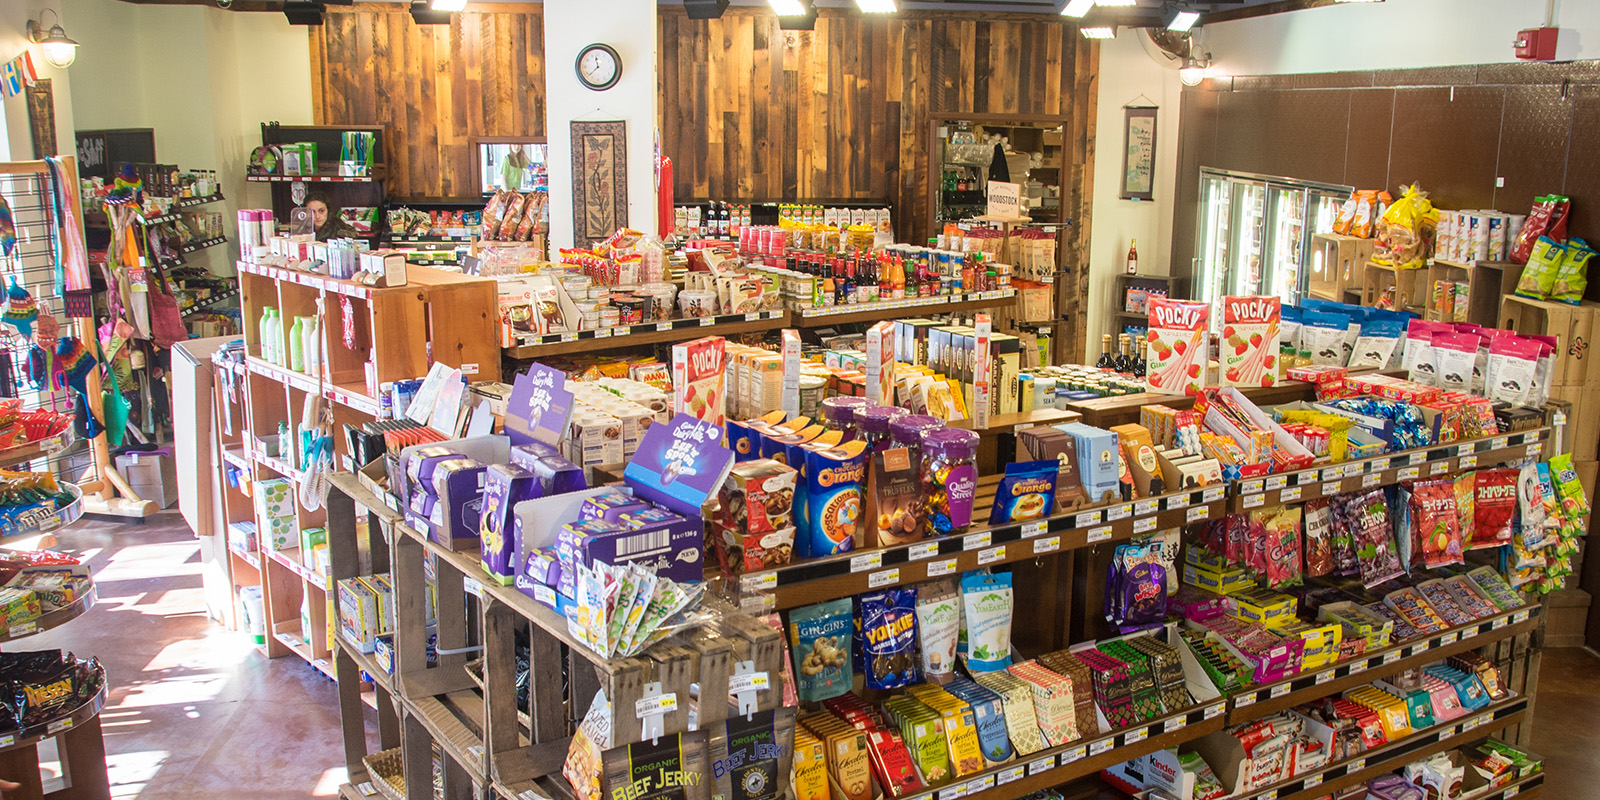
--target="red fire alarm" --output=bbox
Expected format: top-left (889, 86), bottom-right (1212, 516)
top-left (1516, 27), bottom-right (1559, 60)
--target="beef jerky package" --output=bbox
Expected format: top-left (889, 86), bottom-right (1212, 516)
top-left (708, 708), bottom-right (795, 800)
top-left (602, 730), bottom-right (711, 800)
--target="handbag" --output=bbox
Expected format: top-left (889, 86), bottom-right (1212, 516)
top-left (148, 258), bottom-right (187, 349)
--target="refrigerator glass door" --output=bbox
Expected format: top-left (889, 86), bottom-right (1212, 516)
top-left (1263, 185), bottom-right (1308, 302)
top-left (1227, 179), bottom-right (1267, 297)
top-left (1195, 173), bottom-right (1234, 309)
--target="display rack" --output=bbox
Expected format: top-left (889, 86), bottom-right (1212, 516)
top-left (1106, 273), bottom-right (1176, 342)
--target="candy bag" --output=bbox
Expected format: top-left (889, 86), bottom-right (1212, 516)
top-left (859, 588), bottom-right (919, 690)
top-left (1485, 336), bottom-right (1540, 407)
top-left (960, 572), bottom-right (1013, 672)
top-left (1473, 469), bottom-right (1518, 549)
top-left (1514, 237), bottom-right (1566, 300)
top-left (1349, 489), bottom-right (1404, 587)
top-left (1455, 472), bottom-right (1477, 549)
top-left (1411, 478), bottom-right (1463, 569)
top-left (1302, 310), bottom-right (1353, 366)
top-left (987, 460), bottom-right (1056, 525)
top-left (1516, 463), bottom-right (1552, 551)
top-left (1303, 498), bottom-right (1334, 577)
top-left (1349, 317), bottom-right (1404, 370)
top-left (1328, 493), bottom-right (1363, 576)
top-left (1251, 505), bottom-right (1303, 587)
top-left (1431, 332), bottom-right (1479, 393)
top-left (1552, 238), bottom-right (1596, 305)
top-left (1402, 319), bottom-right (1450, 386)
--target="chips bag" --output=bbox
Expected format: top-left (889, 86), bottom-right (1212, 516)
top-left (1514, 236), bottom-right (1566, 301)
top-left (1510, 195), bottom-right (1571, 264)
top-left (1552, 238), bottom-right (1597, 305)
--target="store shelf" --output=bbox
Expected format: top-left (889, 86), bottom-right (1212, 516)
top-left (389, 233), bottom-right (475, 243)
top-left (1230, 428), bottom-right (1548, 512)
top-left (247, 173), bottom-right (379, 183)
top-left (221, 445), bottom-right (252, 472)
top-left (1226, 694), bottom-right (1527, 800)
top-left (0, 584), bottom-right (98, 643)
top-left (251, 448), bottom-right (303, 481)
top-left (0, 679), bottom-right (106, 754)
top-left (182, 287), bottom-right (239, 318)
top-left (337, 779), bottom-right (384, 800)
top-left (179, 235), bottom-right (228, 254)
top-left (0, 484), bottom-right (85, 544)
top-left (337, 637), bottom-right (394, 694)
top-left (505, 309), bottom-right (788, 359)
top-left (0, 430), bottom-right (75, 470)
top-left (740, 483), bottom-right (1228, 611)
top-left (246, 356), bottom-right (382, 416)
top-left (791, 290), bottom-right (1017, 328)
top-left (1226, 602), bottom-right (1541, 724)
top-left (398, 690), bottom-right (487, 784)
top-left (273, 630), bottom-right (336, 680)
top-left (228, 539), bottom-right (261, 571)
top-left (264, 547), bottom-right (331, 592)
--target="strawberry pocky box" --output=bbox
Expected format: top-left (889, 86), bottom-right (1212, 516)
top-left (672, 336), bottom-right (727, 427)
top-left (1146, 298), bottom-right (1210, 396)
top-left (1222, 295), bottom-right (1281, 388)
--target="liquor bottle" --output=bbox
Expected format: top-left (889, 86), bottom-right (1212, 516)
top-left (1096, 335), bottom-right (1116, 370)
top-left (1134, 340), bottom-right (1148, 379)
top-left (835, 259), bottom-right (850, 305)
top-left (1116, 335), bottom-right (1134, 376)
top-left (1126, 238), bottom-right (1139, 275)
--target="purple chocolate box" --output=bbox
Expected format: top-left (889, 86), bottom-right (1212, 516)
top-left (480, 463), bottom-right (542, 585)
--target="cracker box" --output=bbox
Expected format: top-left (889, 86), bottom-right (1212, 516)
top-left (1146, 298), bottom-right (1210, 396)
top-left (672, 336), bottom-right (727, 426)
top-left (1222, 295), bottom-right (1281, 388)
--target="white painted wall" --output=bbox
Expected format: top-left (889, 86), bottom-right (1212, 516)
top-left (1085, 32), bottom-right (1183, 361)
top-left (544, 0), bottom-right (660, 248)
top-left (0, 2), bottom-right (77, 160)
top-left (1202, 0), bottom-right (1600, 76)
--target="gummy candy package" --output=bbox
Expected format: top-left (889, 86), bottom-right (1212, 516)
top-left (1411, 478), bottom-right (1463, 569)
top-left (1249, 505), bottom-right (1303, 587)
top-left (1348, 489), bottom-right (1404, 587)
top-left (1328, 493), bottom-right (1364, 577)
top-left (1473, 469), bottom-right (1518, 549)
top-left (1454, 472), bottom-right (1477, 549)
top-left (1303, 499), bottom-right (1334, 577)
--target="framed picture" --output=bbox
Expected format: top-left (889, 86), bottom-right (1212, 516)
top-left (570, 120), bottom-right (628, 248)
top-left (1120, 106), bottom-right (1157, 201)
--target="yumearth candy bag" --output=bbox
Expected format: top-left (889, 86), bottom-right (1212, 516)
top-left (960, 572), bottom-right (1013, 672)
top-left (915, 579), bottom-right (960, 685)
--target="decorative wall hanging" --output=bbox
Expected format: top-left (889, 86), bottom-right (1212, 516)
top-left (1121, 104), bottom-right (1158, 202)
top-left (570, 120), bottom-right (627, 248)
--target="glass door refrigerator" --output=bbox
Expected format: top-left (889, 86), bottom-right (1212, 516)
top-left (1195, 168), bottom-right (1353, 309)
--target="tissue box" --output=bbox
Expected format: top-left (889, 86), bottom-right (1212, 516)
top-left (254, 478), bottom-right (297, 551)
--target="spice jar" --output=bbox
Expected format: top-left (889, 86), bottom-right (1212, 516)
top-left (919, 428), bottom-right (979, 535)
top-left (853, 405), bottom-right (908, 454)
top-left (820, 396), bottom-right (871, 440)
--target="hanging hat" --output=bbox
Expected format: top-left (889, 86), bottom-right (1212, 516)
top-left (2, 277), bottom-right (37, 339)
top-left (0, 195), bottom-right (16, 258)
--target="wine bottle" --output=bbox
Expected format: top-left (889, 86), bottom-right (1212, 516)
top-left (1134, 340), bottom-right (1148, 379)
top-left (1097, 335), bottom-right (1116, 370)
top-left (1126, 238), bottom-right (1139, 274)
top-left (1116, 335), bottom-right (1134, 376)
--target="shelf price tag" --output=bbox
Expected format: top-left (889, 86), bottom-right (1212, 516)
top-left (977, 546), bottom-right (1006, 565)
top-left (656, 321), bottom-right (674, 332)
top-left (559, 332), bottom-right (578, 343)
top-left (1164, 717), bottom-right (1185, 733)
top-left (963, 532), bottom-right (992, 551)
top-left (1124, 727), bottom-right (1148, 744)
top-left (594, 328), bottom-right (612, 338)
top-left (851, 552), bottom-right (883, 573)
top-left (1259, 791), bottom-right (1277, 800)
top-left (744, 312), bottom-right (761, 322)
top-left (9, 620), bottom-right (36, 637)
top-left (463, 577), bottom-right (483, 598)
top-left (1410, 451), bottom-right (1428, 466)
top-left (1303, 774), bottom-right (1323, 789)
top-left (1063, 744), bottom-right (1088, 764)
top-left (909, 542), bottom-right (940, 561)
top-left (1513, 609), bottom-right (1531, 624)
top-left (1459, 443), bottom-right (1477, 456)
top-left (1134, 499), bottom-right (1160, 516)
top-left (1034, 536), bottom-right (1061, 555)
top-left (1322, 481), bottom-right (1342, 496)
top-left (1349, 757), bottom-right (1366, 772)
top-left (1371, 457), bottom-right (1391, 472)
top-left (1493, 436), bottom-right (1510, 449)
top-left (1244, 494), bottom-right (1266, 509)
top-left (1186, 506), bottom-right (1210, 523)
top-left (1281, 486), bottom-right (1302, 502)
top-left (1491, 615), bottom-right (1508, 630)
top-left (1235, 693), bottom-right (1258, 708)
top-left (741, 572), bottom-right (777, 592)
top-left (1439, 631), bottom-right (1460, 645)
top-left (1075, 511), bottom-right (1102, 528)
top-left (1022, 521), bottom-right (1047, 537)
top-left (1316, 670), bottom-right (1334, 685)
top-left (1363, 473), bottom-right (1382, 488)
top-left (1166, 494), bottom-right (1190, 510)
top-left (700, 317), bottom-right (715, 326)
top-left (1204, 486), bottom-right (1226, 503)
top-left (1383, 650), bottom-right (1402, 665)
top-left (1090, 738), bottom-right (1114, 756)
top-left (927, 558), bottom-right (958, 577)
top-left (1265, 475), bottom-right (1288, 491)
top-left (1028, 755), bottom-right (1057, 775)
top-left (1271, 683), bottom-right (1293, 699)
top-left (1242, 479), bottom-right (1264, 494)
top-left (1205, 703), bottom-right (1225, 719)
top-left (1526, 443), bottom-right (1543, 457)
top-left (1460, 455), bottom-right (1478, 469)
top-left (1088, 525), bottom-right (1113, 543)
top-left (47, 717), bottom-right (74, 734)
top-left (635, 692), bottom-right (679, 718)
top-left (1134, 517), bottom-right (1157, 534)
top-left (1108, 503), bottom-right (1133, 521)
top-left (727, 672), bottom-right (771, 695)
top-left (868, 569), bottom-right (899, 588)
top-left (1399, 467), bottom-right (1421, 480)
top-left (996, 766), bottom-right (1025, 786)
top-left (1505, 786), bottom-right (1520, 798)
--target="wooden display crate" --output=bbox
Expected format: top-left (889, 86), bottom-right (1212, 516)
top-left (1362, 262), bottom-right (1425, 312)
top-left (1498, 294), bottom-right (1600, 388)
top-left (1308, 233), bottom-right (1374, 300)
top-left (1424, 259), bottom-right (1473, 322)
top-left (1469, 261), bottom-right (1525, 328)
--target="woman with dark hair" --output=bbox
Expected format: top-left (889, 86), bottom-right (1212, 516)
top-left (304, 191), bottom-right (360, 241)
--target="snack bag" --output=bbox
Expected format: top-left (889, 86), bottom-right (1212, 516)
top-left (960, 572), bottom-right (1014, 672)
top-left (1373, 183), bottom-right (1438, 270)
top-left (987, 460), bottom-right (1057, 525)
top-left (1473, 469), bottom-right (1519, 549)
top-left (1300, 310), bottom-right (1352, 366)
top-left (790, 599), bottom-right (853, 701)
top-left (802, 441), bottom-right (867, 557)
top-left (1510, 195), bottom-right (1571, 264)
top-left (1485, 336), bottom-right (1540, 407)
top-left (1411, 478), bottom-right (1463, 569)
top-left (1431, 332), bottom-right (1479, 393)
top-left (1349, 317), bottom-right (1404, 370)
top-left (1334, 190), bottom-right (1358, 235)
top-left (1303, 498), bottom-right (1335, 577)
top-left (1552, 238), bottom-right (1597, 305)
top-left (1346, 489), bottom-right (1403, 587)
top-left (1350, 190), bottom-right (1381, 238)
top-left (1514, 237), bottom-right (1565, 301)
top-left (1146, 298), bottom-right (1210, 395)
top-left (1403, 319), bottom-right (1451, 386)
top-left (1222, 295), bottom-right (1280, 388)
top-left (859, 588), bottom-right (920, 690)
top-left (1250, 505), bottom-right (1303, 587)
top-left (1455, 472), bottom-right (1477, 549)
top-left (915, 580), bottom-right (960, 685)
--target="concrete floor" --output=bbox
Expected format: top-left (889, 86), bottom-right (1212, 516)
top-left (16, 509), bottom-right (1600, 799)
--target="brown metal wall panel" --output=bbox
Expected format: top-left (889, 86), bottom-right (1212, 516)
top-left (1255, 90), bottom-right (1351, 185)
top-left (1374, 65), bottom-right (1480, 87)
top-left (1232, 75), bottom-right (1298, 92)
top-left (1172, 88), bottom-right (1220, 276)
top-left (1296, 71), bottom-right (1375, 90)
top-left (1495, 85), bottom-right (1574, 214)
top-left (1476, 60), bottom-right (1600, 86)
top-left (1387, 86), bottom-right (1503, 209)
top-left (1343, 89), bottom-right (1394, 189)
top-left (1561, 86), bottom-right (1600, 240)
top-left (1213, 90), bottom-right (1269, 173)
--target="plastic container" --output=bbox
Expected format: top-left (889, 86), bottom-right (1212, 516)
top-left (889, 414), bottom-right (944, 452)
top-left (821, 396), bottom-right (871, 439)
top-left (853, 404), bottom-right (908, 454)
top-left (679, 290), bottom-right (716, 318)
top-left (288, 316), bottom-right (306, 372)
top-left (798, 374), bottom-right (828, 420)
top-left (239, 585), bottom-right (266, 644)
top-left (919, 428), bottom-right (980, 535)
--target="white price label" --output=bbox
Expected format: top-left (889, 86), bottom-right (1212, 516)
top-left (1493, 437), bottom-right (1510, 449)
top-left (1316, 670), bottom-right (1334, 684)
top-left (1260, 791), bottom-right (1278, 800)
top-left (1236, 693), bottom-right (1258, 708)
top-left (1167, 494), bottom-right (1190, 510)
top-left (1205, 703), bottom-right (1225, 719)
top-left (46, 717), bottom-right (72, 734)
top-left (996, 766), bottom-right (1025, 786)
top-left (1242, 479), bottom-right (1265, 494)
top-left (1108, 504), bottom-right (1133, 521)
top-left (1413, 641), bottom-right (1432, 654)
top-left (910, 542), bottom-right (940, 561)
top-left (1363, 474), bottom-right (1382, 488)
top-left (1410, 451), bottom-right (1428, 465)
top-left (1204, 486), bottom-right (1226, 503)
top-left (1135, 499), bottom-right (1160, 516)
top-left (1513, 609), bottom-right (1531, 624)
top-left (1282, 486), bottom-right (1303, 502)
top-left (939, 786), bottom-right (963, 800)
top-left (1271, 683), bottom-right (1292, 698)
top-left (700, 317), bottom-right (715, 326)
top-left (9, 620), bottom-right (36, 637)
top-left (1088, 525), bottom-right (1114, 543)
top-left (1440, 631), bottom-right (1460, 645)
top-left (1441, 727), bottom-right (1458, 742)
top-left (1304, 774), bottom-right (1323, 789)
top-left (1028, 756), bottom-right (1056, 774)
top-left (1022, 521), bottom-right (1047, 537)
top-left (1492, 615), bottom-right (1508, 630)
top-left (745, 312), bottom-right (761, 321)
top-left (728, 672), bottom-right (771, 694)
top-left (1429, 459), bottom-right (1448, 474)
top-left (656, 321), bottom-right (674, 332)
top-left (1034, 536), bottom-right (1061, 554)
top-left (635, 693), bottom-right (679, 718)
top-left (742, 572), bottom-right (778, 591)
top-left (868, 569), bottom-right (900, 588)
top-left (1187, 506), bottom-right (1210, 523)
top-left (358, 783), bottom-right (375, 796)
top-left (1244, 494), bottom-right (1266, 509)
top-left (1062, 745), bottom-right (1088, 764)
top-left (594, 327), bottom-right (613, 338)
top-left (1124, 727), bottom-right (1148, 744)
top-left (1505, 786), bottom-right (1520, 798)
top-left (1526, 443), bottom-right (1543, 457)
top-left (560, 332), bottom-right (578, 343)
top-left (1399, 467), bottom-right (1421, 480)
top-left (1266, 475), bottom-right (1288, 490)
top-left (534, 585), bottom-right (557, 606)
top-left (1090, 738), bottom-right (1114, 756)
top-left (969, 776), bottom-right (993, 794)
top-left (1075, 511), bottom-right (1102, 528)
top-left (1383, 650), bottom-right (1402, 665)
top-left (963, 532), bottom-right (992, 550)
top-left (1134, 517), bottom-right (1157, 533)
top-left (1372, 457), bottom-right (1391, 471)
top-left (1459, 443), bottom-right (1477, 456)
top-left (1349, 757), bottom-right (1366, 772)
top-left (1461, 455), bottom-right (1478, 469)
top-left (1165, 717), bottom-right (1184, 733)
top-left (928, 558), bottom-right (958, 577)
top-left (1323, 467), bottom-right (1344, 481)
top-left (463, 577), bottom-right (483, 598)
top-left (978, 546), bottom-right (1006, 565)
top-left (1323, 481), bottom-right (1342, 496)
top-left (851, 552), bottom-right (883, 573)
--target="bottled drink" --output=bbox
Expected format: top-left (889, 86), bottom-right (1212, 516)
top-left (1116, 335), bottom-right (1134, 376)
top-left (1126, 238), bottom-right (1139, 275)
top-left (1134, 340), bottom-right (1148, 379)
top-left (1096, 334), bottom-right (1116, 370)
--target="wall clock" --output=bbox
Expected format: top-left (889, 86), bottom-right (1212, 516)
top-left (575, 43), bottom-right (621, 91)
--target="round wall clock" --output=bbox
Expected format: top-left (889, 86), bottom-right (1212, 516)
top-left (575, 43), bottom-right (621, 91)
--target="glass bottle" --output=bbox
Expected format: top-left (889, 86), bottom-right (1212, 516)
top-left (1134, 340), bottom-right (1148, 379)
top-left (1097, 334), bottom-right (1116, 370)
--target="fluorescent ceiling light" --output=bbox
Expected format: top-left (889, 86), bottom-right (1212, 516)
top-left (1167, 10), bottom-right (1201, 31)
top-left (770, 0), bottom-right (808, 14)
top-left (1080, 26), bottom-right (1116, 39)
top-left (432, 0), bottom-right (467, 10)
top-left (1060, 0), bottom-right (1094, 17)
top-left (855, 0), bottom-right (896, 12)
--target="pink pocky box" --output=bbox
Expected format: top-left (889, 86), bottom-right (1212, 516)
top-left (1146, 298), bottom-right (1210, 396)
top-left (1222, 295), bottom-right (1281, 388)
top-left (671, 336), bottom-right (727, 427)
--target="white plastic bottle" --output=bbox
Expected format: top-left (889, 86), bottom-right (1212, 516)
top-left (258, 307), bottom-right (276, 363)
top-left (303, 316), bottom-right (322, 377)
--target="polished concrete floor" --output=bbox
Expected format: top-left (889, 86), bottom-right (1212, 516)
top-left (30, 510), bottom-right (373, 799)
top-left (19, 510), bottom-right (1600, 799)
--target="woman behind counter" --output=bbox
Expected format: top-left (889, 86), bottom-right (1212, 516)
top-left (305, 192), bottom-right (361, 241)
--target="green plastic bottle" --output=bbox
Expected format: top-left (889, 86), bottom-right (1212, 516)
top-left (288, 316), bottom-right (306, 372)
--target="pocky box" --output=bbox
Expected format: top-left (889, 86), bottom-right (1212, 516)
top-left (672, 336), bottom-right (727, 426)
top-left (1222, 295), bottom-right (1281, 388)
top-left (1147, 298), bottom-right (1210, 395)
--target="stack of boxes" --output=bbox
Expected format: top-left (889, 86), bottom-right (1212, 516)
top-left (337, 572), bottom-right (394, 656)
top-left (519, 486), bottom-right (702, 608)
top-left (1034, 650), bottom-right (1100, 739)
top-left (402, 448), bottom-right (488, 548)
top-left (569, 380), bottom-right (665, 462)
top-left (1121, 636), bottom-right (1195, 715)
top-left (254, 478), bottom-right (297, 551)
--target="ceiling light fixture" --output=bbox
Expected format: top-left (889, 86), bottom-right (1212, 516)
top-left (855, 0), bottom-right (897, 12)
top-left (1166, 8), bottom-right (1201, 32)
top-left (26, 9), bottom-right (78, 68)
top-left (1080, 26), bottom-right (1117, 39)
top-left (431, 0), bottom-right (467, 11)
top-left (1059, 0), bottom-right (1095, 17)
top-left (1094, 0), bottom-right (1138, 6)
top-left (770, 0), bottom-right (808, 14)
top-left (1179, 55), bottom-right (1210, 86)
